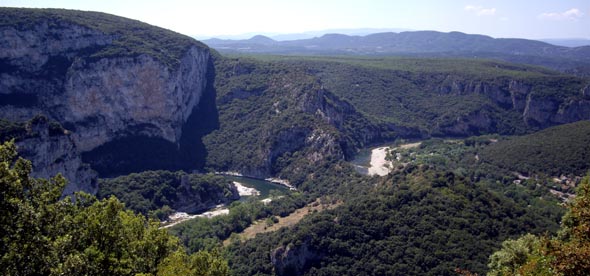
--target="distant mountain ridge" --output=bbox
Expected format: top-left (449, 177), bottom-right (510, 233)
top-left (195, 28), bottom-right (413, 41)
top-left (204, 31), bottom-right (590, 55)
top-left (204, 31), bottom-right (590, 76)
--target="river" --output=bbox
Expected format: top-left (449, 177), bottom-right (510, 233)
top-left (222, 175), bottom-right (290, 198)
top-left (161, 175), bottom-right (290, 228)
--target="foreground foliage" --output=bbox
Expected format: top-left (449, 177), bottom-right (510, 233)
top-left (488, 175), bottom-right (590, 276)
top-left (0, 141), bottom-right (228, 276)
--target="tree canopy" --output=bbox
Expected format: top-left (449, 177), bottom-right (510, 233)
top-left (487, 175), bottom-right (590, 275)
top-left (0, 140), bottom-right (229, 276)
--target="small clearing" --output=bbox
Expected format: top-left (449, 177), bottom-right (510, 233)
top-left (399, 142), bottom-right (422, 149)
top-left (223, 198), bottom-right (342, 246)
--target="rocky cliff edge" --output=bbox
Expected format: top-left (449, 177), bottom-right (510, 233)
top-left (0, 8), bottom-right (211, 194)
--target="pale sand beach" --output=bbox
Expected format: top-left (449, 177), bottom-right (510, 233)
top-left (366, 142), bottom-right (422, 176)
top-left (368, 146), bottom-right (392, 176)
top-left (233, 181), bottom-right (261, 196)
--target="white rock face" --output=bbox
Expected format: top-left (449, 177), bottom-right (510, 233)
top-left (14, 118), bottom-right (98, 195)
top-left (61, 46), bottom-right (209, 151)
top-left (1, 20), bottom-right (209, 151)
top-left (0, 18), bottom-right (210, 193)
top-left (0, 21), bottom-right (113, 71)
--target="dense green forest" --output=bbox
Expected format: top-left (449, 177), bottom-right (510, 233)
top-left (151, 53), bottom-right (590, 275)
top-left (168, 162), bottom-right (371, 253)
top-left (263, 56), bottom-right (584, 133)
top-left (203, 56), bottom-right (340, 175)
top-left (225, 167), bottom-right (564, 276)
top-left (163, 125), bottom-right (582, 275)
top-left (198, 52), bottom-right (590, 192)
top-left (480, 120), bottom-right (590, 176)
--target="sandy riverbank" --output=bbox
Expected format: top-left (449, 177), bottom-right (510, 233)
top-left (162, 206), bottom-right (229, 229)
top-left (233, 181), bottom-right (260, 196)
top-left (366, 142), bottom-right (422, 176)
top-left (367, 147), bottom-right (392, 176)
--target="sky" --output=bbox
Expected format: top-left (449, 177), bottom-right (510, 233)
top-left (1, 0), bottom-right (589, 39)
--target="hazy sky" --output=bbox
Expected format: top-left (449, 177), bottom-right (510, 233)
top-left (1, 0), bottom-right (589, 39)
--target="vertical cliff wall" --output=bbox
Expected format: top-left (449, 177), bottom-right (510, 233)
top-left (0, 8), bottom-right (211, 193)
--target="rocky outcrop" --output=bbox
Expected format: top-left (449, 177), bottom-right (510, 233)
top-left (237, 126), bottom-right (345, 178)
top-left (436, 77), bottom-right (590, 133)
top-left (271, 242), bottom-right (322, 276)
top-left (0, 20), bottom-right (209, 151)
top-left (439, 109), bottom-right (495, 136)
top-left (299, 85), bottom-right (390, 156)
top-left (0, 19), bottom-right (114, 121)
top-left (0, 9), bottom-right (211, 193)
top-left (61, 47), bottom-right (208, 151)
top-left (299, 85), bottom-right (353, 129)
top-left (12, 116), bottom-right (97, 195)
top-left (508, 80), bottom-right (531, 111)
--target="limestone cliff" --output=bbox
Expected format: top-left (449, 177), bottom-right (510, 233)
top-left (436, 77), bottom-right (590, 134)
top-left (3, 116), bottom-right (97, 195)
top-left (0, 116), bottom-right (98, 194)
top-left (0, 8), bottom-right (211, 193)
top-left (271, 241), bottom-right (322, 276)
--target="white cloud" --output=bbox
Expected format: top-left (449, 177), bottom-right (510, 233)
top-left (539, 8), bottom-right (583, 20)
top-left (464, 5), bottom-right (496, 16)
top-left (479, 8), bottom-right (496, 16)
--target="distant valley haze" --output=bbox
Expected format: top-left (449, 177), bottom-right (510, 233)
top-left (193, 28), bottom-right (416, 41)
top-left (1, 0), bottom-right (589, 41)
top-left (196, 29), bottom-right (590, 48)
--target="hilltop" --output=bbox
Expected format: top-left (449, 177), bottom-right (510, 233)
top-left (204, 31), bottom-right (590, 76)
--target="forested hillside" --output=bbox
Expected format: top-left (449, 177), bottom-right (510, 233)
top-left (225, 167), bottom-right (563, 275)
top-left (197, 55), bottom-right (589, 181)
top-left (480, 120), bottom-right (590, 176)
